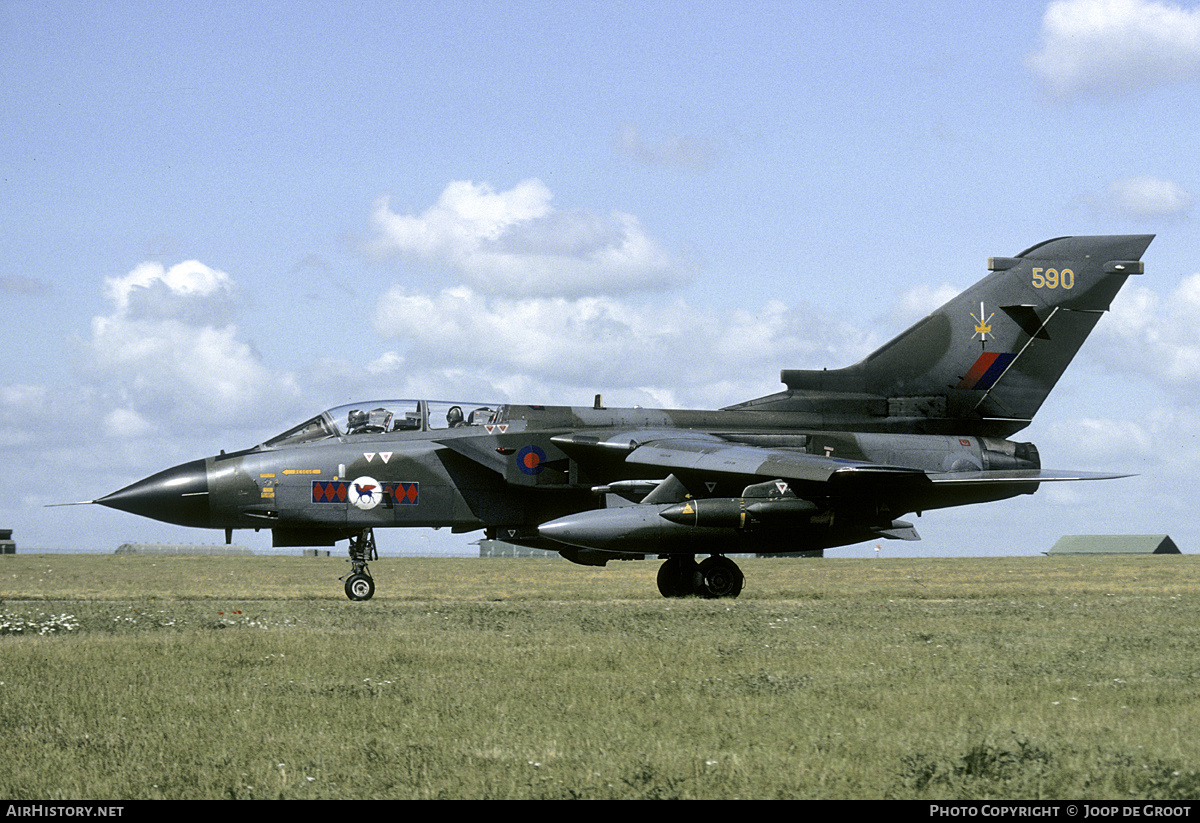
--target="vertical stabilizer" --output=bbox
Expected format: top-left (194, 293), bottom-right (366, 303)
top-left (738, 235), bottom-right (1153, 435)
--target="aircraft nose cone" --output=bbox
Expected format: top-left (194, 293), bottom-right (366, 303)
top-left (96, 459), bottom-right (212, 528)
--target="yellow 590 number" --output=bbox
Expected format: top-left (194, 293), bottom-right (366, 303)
top-left (1031, 268), bottom-right (1074, 289)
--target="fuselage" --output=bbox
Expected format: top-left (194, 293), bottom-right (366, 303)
top-left (96, 398), bottom-right (1040, 549)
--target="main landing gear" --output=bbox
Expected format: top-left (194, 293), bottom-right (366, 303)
top-left (342, 529), bottom-right (377, 601)
top-left (656, 554), bottom-right (744, 599)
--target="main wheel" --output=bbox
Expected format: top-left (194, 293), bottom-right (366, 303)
top-left (345, 572), bottom-right (376, 601)
top-left (698, 555), bottom-right (744, 599)
top-left (656, 556), bottom-right (700, 598)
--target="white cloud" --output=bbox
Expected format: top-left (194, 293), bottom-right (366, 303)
top-left (373, 286), bottom-right (683, 383)
top-left (104, 260), bottom-right (236, 321)
top-left (87, 261), bottom-right (299, 432)
top-left (103, 407), bottom-right (155, 439)
top-left (1097, 273), bottom-right (1200, 388)
top-left (371, 285), bottom-right (873, 408)
top-left (365, 179), bottom-right (694, 297)
top-left (366, 351), bottom-right (406, 375)
top-left (1107, 176), bottom-right (1193, 217)
top-left (896, 282), bottom-right (965, 324)
top-left (1027, 0), bottom-right (1200, 99)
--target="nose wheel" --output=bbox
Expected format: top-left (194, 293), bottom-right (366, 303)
top-left (341, 529), bottom-right (377, 601)
top-left (344, 572), bottom-right (375, 601)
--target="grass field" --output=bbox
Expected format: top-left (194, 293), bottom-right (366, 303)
top-left (2, 553), bottom-right (1200, 799)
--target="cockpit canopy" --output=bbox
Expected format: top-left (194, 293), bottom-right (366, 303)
top-left (262, 399), bottom-right (501, 449)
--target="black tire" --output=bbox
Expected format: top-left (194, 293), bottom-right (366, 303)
top-left (698, 555), bottom-right (744, 599)
top-left (656, 557), bottom-right (699, 598)
top-left (345, 573), bottom-right (376, 601)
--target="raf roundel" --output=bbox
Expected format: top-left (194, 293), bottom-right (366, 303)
top-left (516, 445), bottom-right (546, 476)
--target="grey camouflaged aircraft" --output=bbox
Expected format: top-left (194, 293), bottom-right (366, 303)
top-left (75, 234), bottom-right (1152, 600)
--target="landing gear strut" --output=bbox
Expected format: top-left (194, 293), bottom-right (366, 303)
top-left (656, 554), bottom-right (744, 599)
top-left (342, 529), bottom-right (377, 601)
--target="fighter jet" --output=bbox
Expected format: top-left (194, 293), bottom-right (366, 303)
top-left (70, 235), bottom-right (1153, 600)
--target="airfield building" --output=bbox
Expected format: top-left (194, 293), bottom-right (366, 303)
top-left (476, 539), bottom-right (561, 558)
top-left (1048, 535), bottom-right (1181, 555)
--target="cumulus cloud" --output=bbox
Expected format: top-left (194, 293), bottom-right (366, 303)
top-left (1027, 0), bottom-right (1200, 99)
top-left (371, 284), bottom-right (872, 408)
top-left (365, 179), bottom-right (693, 297)
top-left (88, 260), bottom-right (299, 431)
top-left (1097, 273), bottom-right (1200, 388)
top-left (373, 286), bottom-right (687, 385)
top-left (1106, 176), bottom-right (1193, 217)
top-left (102, 259), bottom-right (239, 325)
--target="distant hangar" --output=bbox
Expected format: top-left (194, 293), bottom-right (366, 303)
top-left (1049, 535), bottom-right (1181, 556)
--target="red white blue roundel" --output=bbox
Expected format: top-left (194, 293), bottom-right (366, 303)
top-left (349, 476), bottom-right (382, 510)
top-left (516, 445), bottom-right (546, 476)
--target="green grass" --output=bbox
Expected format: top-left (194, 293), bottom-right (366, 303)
top-left (2, 554), bottom-right (1200, 799)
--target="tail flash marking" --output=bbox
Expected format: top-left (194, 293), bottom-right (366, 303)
top-left (971, 301), bottom-right (993, 341)
top-left (956, 352), bottom-right (1016, 390)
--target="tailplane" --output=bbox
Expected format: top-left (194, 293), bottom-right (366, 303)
top-left (732, 235), bottom-right (1153, 436)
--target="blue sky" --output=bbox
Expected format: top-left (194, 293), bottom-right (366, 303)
top-left (3, 0), bottom-right (1199, 557)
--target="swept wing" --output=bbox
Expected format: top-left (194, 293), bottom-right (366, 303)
top-left (553, 429), bottom-right (1129, 509)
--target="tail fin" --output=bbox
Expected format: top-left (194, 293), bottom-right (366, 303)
top-left (737, 235), bottom-right (1153, 436)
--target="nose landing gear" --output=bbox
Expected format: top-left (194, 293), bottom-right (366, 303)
top-left (341, 529), bottom-right (377, 601)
